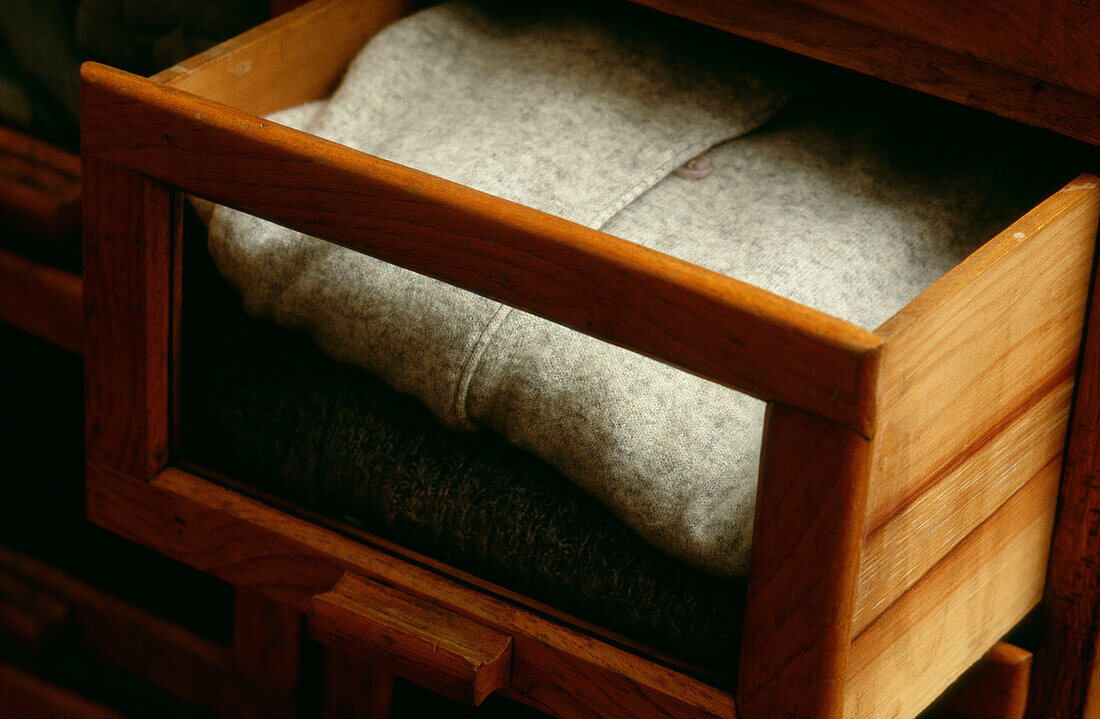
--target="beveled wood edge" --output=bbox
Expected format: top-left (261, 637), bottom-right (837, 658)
top-left (152, 0), bottom-right (415, 117)
top-left (876, 175), bottom-right (1100, 341)
top-left (79, 60), bottom-right (882, 437)
top-left (630, 0), bottom-right (1100, 147)
top-left (738, 403), bottom-right (872, 719)
top-left (85, 461), bottom-right (737, 719)
top-left (0, 247), bottom-right (83, 354)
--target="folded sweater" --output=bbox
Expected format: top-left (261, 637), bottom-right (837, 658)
top-left (207, 0), bottom-right (1049, 576)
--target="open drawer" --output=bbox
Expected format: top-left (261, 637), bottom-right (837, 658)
top-left (77, 1), bottom-right (1100, 718)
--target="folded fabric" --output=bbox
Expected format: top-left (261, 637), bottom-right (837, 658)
top-left (207, 1), bottom-right (1044, 576)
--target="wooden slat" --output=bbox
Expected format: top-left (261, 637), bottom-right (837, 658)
top-left (795, 0), bottom-right (1100, 97)
top-left (322, 651), bottom-right (394, 719)
top-left (0, 124), bottom-right (81, 239)
top-left (81, 158), bottom-right (172, 480)
top-left (0, 546), bottom-right (232, 712)
top-left (153, 0), bottom-right (413, 117)
top-left (0, 247), bottom-right (82, 354)
top-left (1026, 186), bottom-right (1100, 719)
top-left (79, 62), bottom-right (882, 436)
top-left (868, 177), bottom-right (1099, 531)
top-left (629, 0), bottom-right (1100, 146)
top-left (230, 589), bottom-right (300, 719)
top-left (929, 643), bottom-right (1032, 719)
top-left (85, 464), bottom-right (737, 719)
top-left (844, 458), bottom-right (1060, 719)
top-left (179, 459), bottom-right (723, 684)
top-left (853, 375), bottom-right (1073, 634)
top-left (738, 403), bottom-right (872, 719)
top-left (0, 662), bottom-right (126, 719)
top-left (0, 564), bottom-right (71, 653)
top-left (309, 572), bottom-right (512, 705)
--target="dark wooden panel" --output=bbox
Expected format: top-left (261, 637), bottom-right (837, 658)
top-left (81, 158), bottom-right (172, 480)
top-left (0, 248), bottom-right (82, 354)
top-left (631, 0), bottom-right (1100, 146)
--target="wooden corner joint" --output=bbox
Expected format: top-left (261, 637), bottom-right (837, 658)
top-left (307, 571), bottom-right (513, 705)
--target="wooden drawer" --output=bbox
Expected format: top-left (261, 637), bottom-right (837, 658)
top-left (75, 2), bottom-right (1100, 718)
top-left (630, 0), bottom-right (1100, 146)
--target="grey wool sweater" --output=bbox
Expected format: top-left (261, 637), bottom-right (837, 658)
top-left (206, 0), bottom-right (1046, 576)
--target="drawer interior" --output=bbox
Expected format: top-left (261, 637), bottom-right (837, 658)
top-left (166, 0), bottom-right (1095, 679)
top-left (75, 1), bottom-right (1100, 717)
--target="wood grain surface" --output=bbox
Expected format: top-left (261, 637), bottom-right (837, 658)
top-left (0, 247), bottom-right (82, 354)
top-left (870, 177), bottom-right (1099, 532)
top-left (230, 589), bottom-right (301, 719)
top-left (739, 403), bottom-right (871, 719)
top-left (630, 0), bottom-right (1100, 146)
top-left (322, 650), bottom-right (394, 719)
top-left (0, 546), bottom-right (232, 712)
top-left (854, 375), bottom-right (1073, 634)
top-left (81, 159), bottom-right (173, 480)
top-left (0, 124), bottom-right (80, 239)
top-left (1027, 175), bottom-right (1100, 719)
top-left (845, 459), bottom-right (1059, 719)
top-left (0, 662), bottom-right (126, 719)
top-left (153, 0), bottom-right (413, 117)
top-left (309, 572), bottom-right (512, 705)
top-left (843, 178), bottom-right (1099, 719)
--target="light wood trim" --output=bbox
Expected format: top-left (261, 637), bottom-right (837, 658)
top-left (629, 0), bottom-right (1100, 146)
top-left (85, 464), bottom-right (737, 719)
top-left (80, 61), bottom-right (882, 436)
top-left (0, 662), bottom-right (126, 719)
top-left (869, 177), bottom-right (1099, 532)
top-left (0, 247), bottom-right (82, 354)
top-left (1027, 188), bottom-right (1100, 719)
top-left (929, 643), bottom-right (1032, 719)
top-left (738, 403), bottom-right (872, 719)
top-left (853, 375), bottom-right (1074, 633)
top-left (153, 0), bottom-right (414, 117)
top-left (309, 572), bottom-right (512, 705)
top-left (81, 159), bottom-right (173, 480)
top-left (844, 458), bottom-right (1060, 719)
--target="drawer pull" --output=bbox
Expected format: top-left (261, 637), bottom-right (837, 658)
top-left (308, 572), bottom-right (511, 705)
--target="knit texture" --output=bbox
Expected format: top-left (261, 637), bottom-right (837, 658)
top-left (183, 228), bottom-right (747, 676)
top-left (206, 0), bottom-right (1077, 575)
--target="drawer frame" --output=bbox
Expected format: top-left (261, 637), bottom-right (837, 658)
top-left (77, 1), bottom-right (1100, 717)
